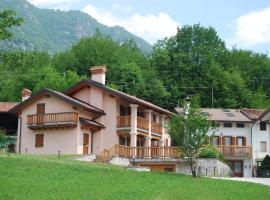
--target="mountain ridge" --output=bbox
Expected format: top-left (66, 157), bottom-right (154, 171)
top-left (0, 0), bottom-right (152, 54)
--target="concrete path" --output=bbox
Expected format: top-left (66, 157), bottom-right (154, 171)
top-left (213, 177), bottom-right (270, 187)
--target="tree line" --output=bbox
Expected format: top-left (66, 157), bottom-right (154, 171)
top-left (1, 10), bottom-right (270, 110)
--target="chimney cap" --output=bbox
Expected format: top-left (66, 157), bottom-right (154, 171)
top-left (90, 65), bottom-right (107, 73)
top-left (21, 88), bottom-right (32, 95)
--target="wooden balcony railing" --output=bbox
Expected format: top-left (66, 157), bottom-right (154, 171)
top-left (117, 116), bottom-right (162, 135)
top-left (216, 145), bottom-right (252, 157)
top-left (117, 116), bottom-right (131, 127)
top-left (137, 117), bottom-right (149, 130)
top-left (27, 112), bottom-right (78, 125)
top-left (151, 122), bottom-right (162, 134)
top-left (97, 145), bottom-right (180, 161)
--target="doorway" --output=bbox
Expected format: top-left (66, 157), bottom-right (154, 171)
top-left (228, 160), bottom-right (243, 177)
top-left (83, 133), bottom-right (89, 155)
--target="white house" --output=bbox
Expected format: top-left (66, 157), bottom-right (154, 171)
top-left (176, 107), bottom-right (270, 177)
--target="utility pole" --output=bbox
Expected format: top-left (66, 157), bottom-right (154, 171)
top-left (211, 87), bottom-right (214, 108)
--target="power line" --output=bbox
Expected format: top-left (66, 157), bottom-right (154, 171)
top-left (0, 73), bottom-right (66, 77)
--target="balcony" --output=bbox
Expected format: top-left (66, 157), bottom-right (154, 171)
top-left (216, 145), bottom-right (252, 157)
top-left (117, 116), bottom-right (162, 135)
top-left (27, 112), bottom-right (78, 130)
top-left (97, 145), bottom-right (180, 161)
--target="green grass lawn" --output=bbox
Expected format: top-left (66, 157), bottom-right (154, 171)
top-left (0, 154), bottom-right (270, 200)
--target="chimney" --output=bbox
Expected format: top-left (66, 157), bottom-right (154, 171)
top-left (21, 88), bottom-right (32, 101)
top-left (90, 65), bottom-right (107, 85)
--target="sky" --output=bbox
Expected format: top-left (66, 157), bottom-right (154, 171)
top-left (27, 0), bottom-right (270, 54)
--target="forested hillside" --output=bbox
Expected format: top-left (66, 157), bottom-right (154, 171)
top-left (1, 23), bottom-right (270, 110)
top-left (0, 0), bottom-right (152, 54)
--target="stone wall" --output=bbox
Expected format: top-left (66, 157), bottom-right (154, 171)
top-left (109, 156), bottom-right (130, 166)
top-left (176, 158), bottom-right (231, 177)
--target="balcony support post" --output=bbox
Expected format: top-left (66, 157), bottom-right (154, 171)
top-left (130, 104), bottom-right (138, 149)
top-left (160, 114), bottom-right (166, 147)
top-left (145, 109), bottom-right (152, 147)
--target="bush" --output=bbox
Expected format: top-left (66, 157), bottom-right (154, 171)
top-left (199, 145), bottom-right (224, 161)
top-left (262, 155), bottom-right (270, 167)
top-left (0, 129), bottom-right (6, 142)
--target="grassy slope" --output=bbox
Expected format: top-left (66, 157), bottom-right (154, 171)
top-left (0, 154), bottom-right (270, 200)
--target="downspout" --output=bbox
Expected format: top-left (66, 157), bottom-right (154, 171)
top-left (250, 120), bottom-right (260, 177)
top-left (18, 117), bottom-right (22, 154)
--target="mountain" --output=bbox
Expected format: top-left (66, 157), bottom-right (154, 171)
top-left (0, 0), bottom-right (152, 54)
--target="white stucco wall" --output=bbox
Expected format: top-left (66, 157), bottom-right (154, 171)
top-left (208, 122), bottom-right (252, 144)
top-left (252, 123), bottom-right (270, 162)
top-left (17, 95), bottom-right (81, 154)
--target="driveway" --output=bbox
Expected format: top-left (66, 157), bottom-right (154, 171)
top-left (213, 177), bottom-right (270, 187)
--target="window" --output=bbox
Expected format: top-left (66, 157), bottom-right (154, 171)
top-left (234, 161), bottom-right (243, 173)
top-left (237, 137), bottom-right (244, 146)
top-left (212, 136), bottom-right (219, 145)
top-left (223, 122), bottom-right (232, 128)
top-left (236, 123), bottom-right (245, 128)
top-left (37, 103), bottom-right (45, 114)
top-left (224, 137), bottom-right (232, 145)
top-left (260, 141), bottom-right (267, 152)
top-left (152, 114), bottom-right (157, 122)
top-left (260, 122), bottom-right (267, 131)
top-left (120, 105), bottom-right (130, 116)
top-left (137, 111), bottom-right (145, 118)
top-left (164, 168), bottom-right (174, 172)
top-left (35, 134), bottom-right (44, 148)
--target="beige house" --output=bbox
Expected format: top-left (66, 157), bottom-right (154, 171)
top-left (11, 66), bottom-right (173, 156)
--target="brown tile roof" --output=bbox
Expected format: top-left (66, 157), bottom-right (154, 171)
top-left (79, 117), bottom-right (105, 128)
top-left (9, 88), bottom-right (105, 115)
top-left (65, 79), bottom-right (174, 116)
top-left (201, 108), bottom-right (252, 122)
top-left (0, 102), bottom-right (18, 113)
top-left (175, 107), bottom-right (252, 122)
top-left (240, 109), bottom-right (266, 120)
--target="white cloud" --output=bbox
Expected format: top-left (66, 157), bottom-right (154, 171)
top-left (83, 4), bottom-right (180, 44)
top-left (232, 7), bottom-right (270, 46)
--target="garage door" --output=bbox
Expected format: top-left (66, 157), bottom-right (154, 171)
top-left (140, 164), bottom-right (176, 173)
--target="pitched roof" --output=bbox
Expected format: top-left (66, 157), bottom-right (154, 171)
top-left (201, 108), bottom-right (252, 122)
top-left (240, 109), bottom-right (266, 120)
top-left (79, 117), bottom-right (105, 128)
top-left (175, 107), bottom-right (252, 122)
top-left (0, 102), bottom-right (18, 113)
top-left (65, 79), bottom-right (174, 116)
top-left (9, 88), bottom-right (105, 115)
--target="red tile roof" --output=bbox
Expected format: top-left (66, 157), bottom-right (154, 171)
top-left (0, 102), bottom-right (18, 113)
top-left (240, 109), bottom-right (266, 120)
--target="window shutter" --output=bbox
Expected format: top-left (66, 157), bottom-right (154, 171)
top-left (35, 134), bottom-right (44, 147)
top-left (219, 136), bottom-right (225, 145)
top-left (232, 137), bottom-right (236, 146)
top-left (37, 103), bottom-right (45, 114)
top-left (243, 137), bottom-right (246, 146)
top-left (219, 136), bottom-right (222, 145)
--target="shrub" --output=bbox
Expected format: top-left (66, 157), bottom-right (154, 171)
top-left (199, 145), bottom-right (224, 161)
top-left (261, 154), bottom-right (270, 167)
top-left (0, 129), bottom-right (6, 143)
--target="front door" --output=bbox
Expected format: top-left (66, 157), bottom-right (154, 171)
top-left (83, 133), bottom-right (89, 155)
top-left (228, 160), bottom-right (243, 177)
